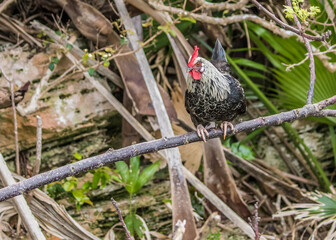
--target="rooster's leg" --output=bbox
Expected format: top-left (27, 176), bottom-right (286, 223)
top-left (220, 121), bottom-right (235, 140)
top-left (196, 124), bottom-right (209, 142)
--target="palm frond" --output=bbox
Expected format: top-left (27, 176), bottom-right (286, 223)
top-left (247, 22), bottom-right (336, 125)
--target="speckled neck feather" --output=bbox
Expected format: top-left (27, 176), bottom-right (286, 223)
top-left (187, 57), bottom-right (231, 101)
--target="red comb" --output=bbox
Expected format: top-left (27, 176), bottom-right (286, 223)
top-left (188, 46), bottom-right (199, 68)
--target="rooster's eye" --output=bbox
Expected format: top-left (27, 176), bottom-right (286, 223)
top-left (195, 62), bottom-right (202, 67)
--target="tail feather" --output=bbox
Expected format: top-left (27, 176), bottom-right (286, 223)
top-left (211, 39), bottom-right (227, 62)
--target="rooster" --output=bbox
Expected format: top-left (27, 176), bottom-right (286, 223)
top-left (185, 39), bottom-right (246, 142)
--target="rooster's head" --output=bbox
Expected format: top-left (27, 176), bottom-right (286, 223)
top-left (188, 46), bottom-right (204, 80)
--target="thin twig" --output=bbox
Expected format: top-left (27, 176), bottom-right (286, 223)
top-left (0, 0), bottom-right (15, 13)
top-left (250, 0), bottom-right (331, 41)
top-left (31, 20), bottom-right (123, 89)
top-left (248, 202), bottom-right (261, 240)
top-left (33, 116), bottom-right (42, 176)
top-left (282, 55), bottom-right (309, 71)
top-left (195, 0), bottom-right (249, 11)
top-left (148, 0), bottom-right (294, 40)
top-left (149, 0), bottom-right (331, 42)
top-left (22, 52), bottom-right (62, 115)
top-left (110, 197), bottom-right (132, 240)
top-left (0, 13), bottom-right (43, 47)
top-left (39, 64), bottom-right (77, 98)
top-left (8, 75), bottom-right (20, 175)
top-left (285, 0), bottom-right (316, 104)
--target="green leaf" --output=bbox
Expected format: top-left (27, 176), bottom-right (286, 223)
top-left (88, 68), bottom-right (95, 77)
top-left (136, 161), bottom-right (160, 193)
top-left (46, 183), bottom-right (65, 198)
top-left (283, 5), bottom-right (294, 19)
top-left (127, 156), bottom-right (140, 194)
top-left (73, 152), bottom-right (83, 160)
top-left (158, 23), bottom-right (176, 37)
top-left (72, 189), bottom-right (84, 201)
top-left (111, 175), bottom-right (122, 183)
top-left (48, 62), bottom-right (55, 71)
top-left (243, 70), bottom-right (268, 79)
top-left (51, 56), bottom-right (59, 64)
top-left (83, 196), bottom-right (93, 206)
top-left (66, 43), bottom-right (73, 50)
top-left (92, 171), bottom-right (101, 189)
top-left (82, 53), bottom-right (89, 65)
top-left (120, 38), bottom-right (127, 45)
top-left (82, 181), bottom-right (92, 190)
top-left (134, 215), bottom-right (144, 238)
top-left (162, 199), bottom-right (172, 204)
top-left (100, 171), bottom-right (110, 188)
top-left (115, 161), bottom-right (129, 184)
top-left (72, 189), bottom-right (92, 210)
top-left (314, 194), bottom-right (336, 217)
top-left (63, 181), bottom-right (75, 192)
top-left (237, 144), bottom-right (255, 160)
top-left (100, 174), bottom-right (107, 188)
top-left (125, 213), bottom-right (144, 238)
top-left (180, 16), bottom-right (196, 23)
top-left (125, 213), bottom-right (135, 236)
top-left (232, 58), bottom-right (269, 72)
top-left (103, 60), bottom-right (110, 67)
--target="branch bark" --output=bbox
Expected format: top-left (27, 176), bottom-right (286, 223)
top-left (284, 0), bottom-right (316, 104)
top-left (0, 96), bottom-right (335, 202)
top-left (195, 0), bottom-right (249, 11)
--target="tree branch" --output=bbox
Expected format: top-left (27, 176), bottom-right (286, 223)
top-left (110, 197), bottom-right (132, 240)
top-left (284, 0), bottom-right (315, 104)
top-left (195, 0), bottom-right (249, 11)
top-left (148, 0), bottom-right (331, 42)
top-left (2, 70), bottom-right (21, 175)
top-left (250, 0), bottom-right (331, 41)
top-left (0, 95), bottom-right (335, 202)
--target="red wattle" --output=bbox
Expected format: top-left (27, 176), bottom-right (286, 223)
top-left (189, 70), bottom-right (201, 80)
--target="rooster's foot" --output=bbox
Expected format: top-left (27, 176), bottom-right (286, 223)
top-left (196, 124), bottom-right (209, 142)
top-left (220, 122), bottom-right (235, 140)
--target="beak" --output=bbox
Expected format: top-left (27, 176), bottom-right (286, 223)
top-left (188, 67), bottom-right (193, 72)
